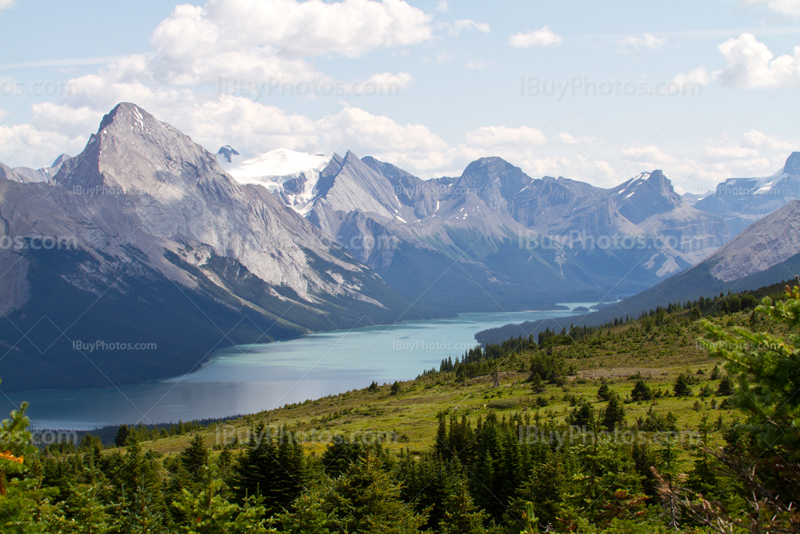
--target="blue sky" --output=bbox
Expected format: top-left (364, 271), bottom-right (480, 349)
top-left (1, 0), bottom-right (799, 194)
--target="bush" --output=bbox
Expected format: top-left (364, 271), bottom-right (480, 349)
top-left (487, 399), bottom-right (518, 410)
top-left (630, 380), bottom-right (652, 401)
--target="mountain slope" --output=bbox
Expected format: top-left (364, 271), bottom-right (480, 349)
top-left (0, 103), bottom-right (444, 393)
top-left (695, 152), bottom-right (800, 236)
top-left (475, 201), bottom-right (800, 344)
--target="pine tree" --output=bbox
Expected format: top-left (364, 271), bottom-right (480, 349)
top-left (439, 477), bottom-right (488, 534)
top-left (716, 374), bottom-right (735, 396)
top-left (281, 453), bottom-right (426, 533)
top-left (601, 395), bottom-right (625, 431)
top-left (687, 415), bottom-right (720, 501)
top-left (0, 398), bottom-right (62, 534)
top-left (62, 481), bottom-right (111, 534)
top-left (630, 380), bottom-right (652, 401)
top-left (171, 461), bottom-right (272, 534)
top-left (673, 373), bottom-right (692, 397)
top-left (115, 424), bottom-right (131, 447)
top-left (229, 424), bottom-right (304, 515)
top-left (180, 434), bottom-right (210, 484)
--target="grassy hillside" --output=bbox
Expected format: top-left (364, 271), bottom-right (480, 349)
top-left (115, 282), bottom-right (780, 459)
top-left (16, 280), bottom-right (795, 533)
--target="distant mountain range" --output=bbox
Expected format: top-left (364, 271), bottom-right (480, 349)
top-left (476, 199), bottom-right (800, 345)
top-left (220, 148), bottom-right (730, 311)
top-left (1, 101), bottom-right (797, 391)
top-left (693, 152), bottom-right (800, 236)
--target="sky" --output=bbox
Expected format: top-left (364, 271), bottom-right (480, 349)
top-left (0, 0), bottom-right (799, 195)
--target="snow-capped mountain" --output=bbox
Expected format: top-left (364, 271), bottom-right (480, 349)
top-left (694, 152), bottom-right (800, 236)
top-left (231, 147), bottom-right (730, 311)
top-left (222, 148), bottom-right (333, 214)
top-left (0, 103), bottom-right (441, 393)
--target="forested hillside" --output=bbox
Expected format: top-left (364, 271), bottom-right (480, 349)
top-left (1, 281), bottom-right (798, 533)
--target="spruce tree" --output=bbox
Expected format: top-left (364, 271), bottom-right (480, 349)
top-left (673, 373), bottom-right (692, 397)
top-left (717, 374), bottom-right (735, 396)
top-left (439, 476), bottom-right (488, 534)
top-left (180, 434), bottom-right (210, 484)
top-left (600, 395), bottom-right (625, 431)
top-left (630, 380), bottom-right (652, 401)
top-left (229, 424), bottom-right (304, 515)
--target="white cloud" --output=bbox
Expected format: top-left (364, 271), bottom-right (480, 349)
top-left (671, 66), bottom-right (712, 89)
top-left (0, 124), bottom-right (86, 168)
top-left (717, 33), bottom-right (800, 88)
top-left (465, 125), bottom-right (547, 149)
top-left (742, 129), bottom-right (799, 151)
top-left (152, 0), bottom-right (433, 60)
top-left (142, 0), bottom-right (434, 86)
top-left (435, 0), bottom-right (448, 11)
top-left (617, 33), bottom-right (665, 53)
top-left (553, 132), bottom-right (596, 145)
top-left (30, 103), bottom-right (103, 139)
top-left (735, 0), bottom-right (800, 17)
top-left (509, 26), bottom-right (562, 48)
top-left (0, 0), bottom-right (14, 13)
top-left (622, 144), bottom-right (674, 164)
top-left (442, 19), bottom-right (491, 37)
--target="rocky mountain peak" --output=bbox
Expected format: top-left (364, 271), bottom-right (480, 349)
top-left (54, 102), bottom-right (231, 196)
top-left (784, 152), bottom-right (800, 175)
top-left (217, 145), bottom-right (241, 163)
top-left (645, 170), bottom-right (676, 195)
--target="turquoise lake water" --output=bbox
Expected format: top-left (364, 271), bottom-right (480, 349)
top-left (4, 304), bottom-right (595, 430)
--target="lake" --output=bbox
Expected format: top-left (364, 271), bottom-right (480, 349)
top-left (3, 304), bottom-right (596, 430)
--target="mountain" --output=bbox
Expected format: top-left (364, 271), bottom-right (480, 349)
top-left (0, 154), bottom-right (70, 184)
top-left (475, 200), bottom-right (800, 345)
top-left (228, 150), bottom-right (730, 311)
top-left (694, 152), bottom-right (800, 236)
top-left (0, 103), bottom-right (443, 393)
top-left (215, 145), bottom-right (245, 170)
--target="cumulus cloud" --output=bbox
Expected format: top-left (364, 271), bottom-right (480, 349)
top-left (509, 26), bottom-right (562, 48)
top-left (742, 129), bottom-right (799, 152)
top-left (442, 19), bottom-right (491, 37)
top-left (671, 66), bottom-right (713, 90)
top-left (144, 0), bottom-right (433, 85)
top-left (153, 0), bottom-right (433, 59)
top-left (622, 144), bottom-right (674, 164)
top-left (465, 126), bottom-right (547, 149)
top-left (735, 0), bottom-right (800, 17)
top-left (0, 124), bottom-right (86, 168)
top-left (553, 132), bottom-right (596, 145)
top-left (717, 33), bottom-right (800, 88)
top-left (617, 33), bottom-right (665, 53)
top-left (435, 0), bottom-right (448, 11)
